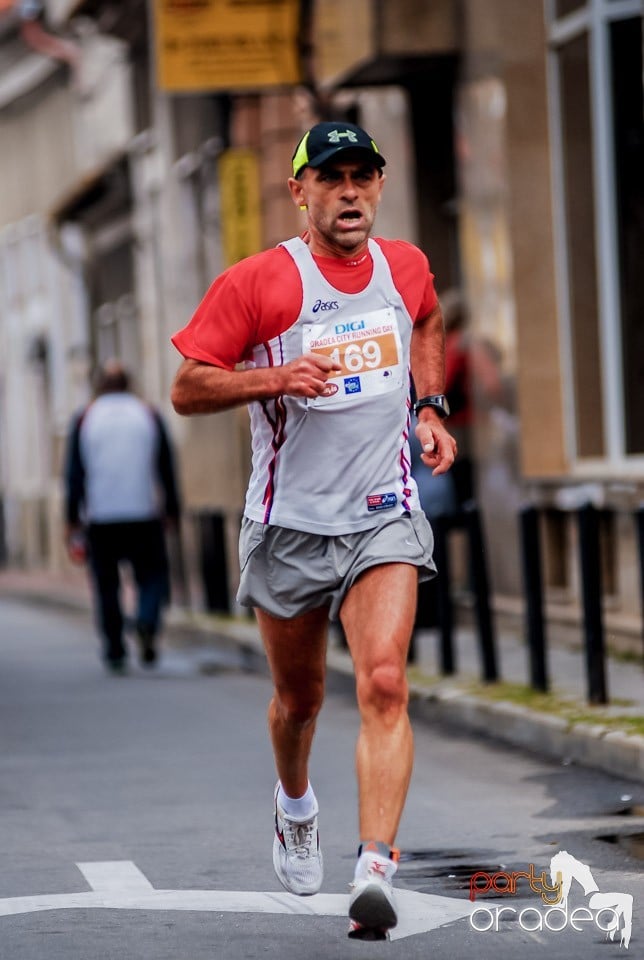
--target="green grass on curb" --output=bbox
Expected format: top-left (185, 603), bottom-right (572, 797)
top-left (467, 680), bottom-right (644, 737)
top-left (406, 667), bottom-right (644, 738)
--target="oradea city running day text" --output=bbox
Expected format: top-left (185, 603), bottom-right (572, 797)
top-left (467, 854), bottom-right (633, 948)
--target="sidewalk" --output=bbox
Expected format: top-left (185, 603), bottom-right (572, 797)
top-left (2, 567), bottom-right (644, 783)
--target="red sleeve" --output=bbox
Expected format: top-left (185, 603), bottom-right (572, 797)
top-left (374, 238), bottom-right (438, 322)
top-left (171, 247), bottom-right (303, 370)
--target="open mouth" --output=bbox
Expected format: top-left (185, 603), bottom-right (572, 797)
top-left (338, 210), bottom-right (362, 224)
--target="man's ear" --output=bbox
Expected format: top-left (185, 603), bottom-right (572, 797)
top-left (287, 176), bottom-right (306, 208)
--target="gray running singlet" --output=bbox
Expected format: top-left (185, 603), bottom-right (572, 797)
top-left (243, 237), bottom-right (421, 534)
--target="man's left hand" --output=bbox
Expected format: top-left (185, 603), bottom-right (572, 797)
top-left (415, 417), bottom-right (457, 475)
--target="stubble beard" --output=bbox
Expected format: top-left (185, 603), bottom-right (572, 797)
top-left (316, 211), bottom-right (374, 255)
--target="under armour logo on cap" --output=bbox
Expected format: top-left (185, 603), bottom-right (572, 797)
top-left (327, 129), bottom-right (359, 144)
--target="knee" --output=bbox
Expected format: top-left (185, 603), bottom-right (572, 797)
top-left (273, 681), bottom-right (324, 728)
top-left (356, 661), bottom-right (408, 716)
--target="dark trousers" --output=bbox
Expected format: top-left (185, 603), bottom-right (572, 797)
top-left (87, 520), bottom-right (169, 662)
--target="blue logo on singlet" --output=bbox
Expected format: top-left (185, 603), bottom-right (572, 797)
top-left (312, 299), bottom-right (339, 312)
top-left (344, 376), bottom-right (361, 394)
top-left (335, 320), bottom-right (365, 333)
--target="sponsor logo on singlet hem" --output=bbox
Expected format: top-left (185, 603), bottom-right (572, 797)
top-left (344, 376), bottom-right (361, 394)
top-left (367, 492), bottom-right (398, 512)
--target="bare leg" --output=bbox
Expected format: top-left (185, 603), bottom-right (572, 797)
top-left (340, 564), bottom-right (417, 845)
top-left (255, 606), bottom-right (329, 798)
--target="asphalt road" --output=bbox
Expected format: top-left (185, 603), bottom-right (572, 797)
top-left (1, 597), bottom-right (643, 959)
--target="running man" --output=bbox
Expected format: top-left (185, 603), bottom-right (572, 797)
top-left (170, 121), bottom-right (456, 939)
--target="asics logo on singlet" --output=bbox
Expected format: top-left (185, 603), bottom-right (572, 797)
top-left (312, 299), bottom-right (339, 313)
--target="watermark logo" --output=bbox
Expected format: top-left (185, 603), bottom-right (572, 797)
top-left (469, 851), bottom-right (633, 948)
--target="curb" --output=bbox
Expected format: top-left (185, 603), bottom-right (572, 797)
top-left (171, 611), bottom-right (644, 786)
top-left (3, 585), bottom-right (644, 784)
top-left (410, 689), bottom-right (644, 784)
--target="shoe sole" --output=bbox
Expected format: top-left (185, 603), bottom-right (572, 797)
top-left (349, 883), bottom-right (397, 930)
top-left (348, 921), bottom-right (390, 941)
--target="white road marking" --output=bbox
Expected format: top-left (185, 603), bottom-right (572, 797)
top-left (77, 861), bottom-right (154, 893)
top-left (0, 860), bottom-right (473, 940)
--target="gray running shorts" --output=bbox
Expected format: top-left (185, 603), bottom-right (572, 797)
top-left (237, 510), bottom-right (436, 621)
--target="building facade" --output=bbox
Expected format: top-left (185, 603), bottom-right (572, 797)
top-left (0, 0), bottom-right (642, 647)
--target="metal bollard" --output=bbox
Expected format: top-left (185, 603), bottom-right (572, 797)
top-left (519, 505), bottom-right (549, 692)
top-left (433, 514), bottom-right (456, 675)
top-left (576, 503), bottom-right (608, 704)
top-left (197, 511), bottom-right (231, 614)
top-left (464, 502), bottom-right (498, 683)
top-left (636, 506), bottom-right (644, 660)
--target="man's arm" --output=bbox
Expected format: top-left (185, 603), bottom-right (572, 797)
top-left (63, 413), bottom-right (85, 527)
top-left (62, 412), bottom-right (87, 562)
top-left (171, 354), bottom-right (341, 415)
top-left (410, 303), bottom-right (457, 476)
top-left (153, 412), bottom-right (181, 521)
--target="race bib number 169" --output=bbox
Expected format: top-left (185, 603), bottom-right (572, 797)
top-left (303, 307), bottom-right (403, 407)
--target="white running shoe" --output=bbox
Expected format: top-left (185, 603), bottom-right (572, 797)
top-left (272, 784), bottom-right (323, 896)
top-left (348, 842), bottom-right (398, 939)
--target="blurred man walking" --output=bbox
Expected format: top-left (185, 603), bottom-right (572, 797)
top-left (64, 360), bottom-right (180, 672)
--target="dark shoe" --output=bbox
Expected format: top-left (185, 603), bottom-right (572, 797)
top-left (136, 625), bottom-right (157, 666)
top-left (105, 657), bottom-right (128, 676)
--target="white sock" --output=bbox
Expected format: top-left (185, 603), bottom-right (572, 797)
top-left (278, 781), bottom-right (318, 820)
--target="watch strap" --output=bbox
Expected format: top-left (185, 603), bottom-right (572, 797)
top-left (413, 394), bottom-right (450, 418)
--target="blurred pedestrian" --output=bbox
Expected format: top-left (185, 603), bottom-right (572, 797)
top-left (439, 289), bottom-right (504, 508)
top-left (64, 360), bottom-right (181, 673)
top-left (410, 291), bottom-right (505, 635)
top-left (170, 120), bottom-right (456, 939)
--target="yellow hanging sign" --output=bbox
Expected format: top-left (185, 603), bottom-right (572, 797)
top-left (218, 149), bottom-right (263, 267)
top-left (154, 0), bottom-right (302, 92)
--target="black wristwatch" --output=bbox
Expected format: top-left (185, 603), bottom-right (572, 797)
top-left (413, 394), bottom-right (450, 419)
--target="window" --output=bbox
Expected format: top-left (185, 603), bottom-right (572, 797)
top-left (610, 19), bottom-right (644, 454)
top-left (555, 0), bottom-right (586, 16)
top-left (548, 1), bottom-right (644, 466)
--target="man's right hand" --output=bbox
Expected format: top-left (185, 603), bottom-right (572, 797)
top-left (65, 525), bottom-right (87, 565)
top-left (277, 353), bottom-right (342, 398)
top-left (171, 354), bottom-right (342, 415)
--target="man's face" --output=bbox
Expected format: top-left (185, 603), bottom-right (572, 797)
top-left (288, 158), bottom-right (386, 257)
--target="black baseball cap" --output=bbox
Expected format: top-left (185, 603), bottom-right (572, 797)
top-left (291, 121), bottom-right (386, 178)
